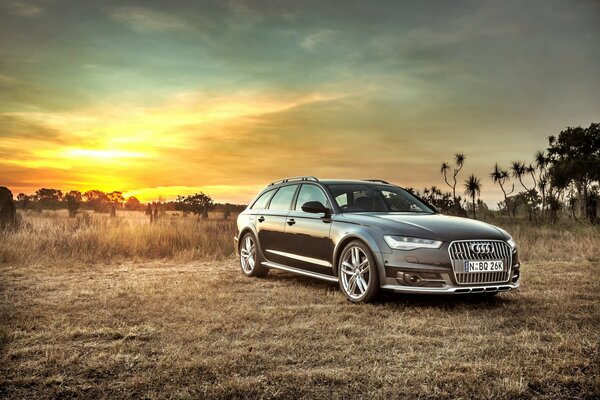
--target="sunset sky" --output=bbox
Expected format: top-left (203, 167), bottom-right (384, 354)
top-left (1, 0), bottom-right (599, 205)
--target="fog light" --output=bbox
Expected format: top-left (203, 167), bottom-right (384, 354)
top-left (405, 273), bottom-right (422, 285)
top-left (395, 271), bottom-right (444, 287)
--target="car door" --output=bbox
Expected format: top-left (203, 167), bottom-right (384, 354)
top-left (283, 184), bottom-right (335, 276)
top-left (256, 184), bottom-right (299, 265)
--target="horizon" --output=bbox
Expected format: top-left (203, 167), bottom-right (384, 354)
top-left (1, 0), bottom-right (599, 206)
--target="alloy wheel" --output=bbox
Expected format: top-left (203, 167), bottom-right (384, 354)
top-left (340, 246), bottom-right (371, 300)
top-left (240, 235), bottom-right (256, 273)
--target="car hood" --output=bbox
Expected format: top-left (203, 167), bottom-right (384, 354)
top-left (339, 213), bottom-right (509, 242)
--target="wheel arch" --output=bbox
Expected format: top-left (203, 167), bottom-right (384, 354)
top-left (332, 232), bottom-right (386, 284)
top-left (238, 226), bottom-right (266, 261)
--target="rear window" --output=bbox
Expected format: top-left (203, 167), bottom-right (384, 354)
top-left (268, 185), bottom-right (298, 211)
top-left (251, 190), bottom-right (274, 209)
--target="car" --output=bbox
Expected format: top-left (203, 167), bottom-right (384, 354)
top-left (234, 176), bottom-right (520, 303)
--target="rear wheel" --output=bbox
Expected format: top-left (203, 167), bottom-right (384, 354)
top-left (338, 241), bottom-right (380, 303)
top-left (239, 233), bottom-right (268, 277)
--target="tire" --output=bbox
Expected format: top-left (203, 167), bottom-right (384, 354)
top-left (338, 240), bottom-right (380, 303)
top-left (239, 232), bottom-right (268, 277)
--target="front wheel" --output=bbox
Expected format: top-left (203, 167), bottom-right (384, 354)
top-left (338, 241), bottom-right (380, 303)
top-left (239, 233), bottom-right (268, 277)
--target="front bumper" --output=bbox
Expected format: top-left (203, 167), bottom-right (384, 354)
top-left (379, 244), bottom-right (521, 295)
top-left (382, 281), bottom-right (519, 294)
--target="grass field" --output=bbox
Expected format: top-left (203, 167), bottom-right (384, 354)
top-left (1, 212), bottom-right (599, 399)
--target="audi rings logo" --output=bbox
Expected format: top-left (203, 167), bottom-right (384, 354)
top-left (470, 243), bottom-right (493, 254)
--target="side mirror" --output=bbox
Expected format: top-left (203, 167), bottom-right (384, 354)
top-left (301, 201), bottom-right (330, 214)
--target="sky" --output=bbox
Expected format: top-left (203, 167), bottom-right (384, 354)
top-left (1, 0), bottom-right (599, 205)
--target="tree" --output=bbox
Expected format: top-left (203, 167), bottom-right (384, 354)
top-left (34, 188), bottom-right (63, 210)
top-left (107, 192), bottom-right (125, 207)
top-left (490, 163), bottom-right (514, 218)
top-left (83, 190), bottom-right (110, 213)
top-left (64, 190), bottom-right (82, 217)
top-left (175, 192), bottom-right (215, 219)
top-left (547, 123), bottom-right (600, 221)
top-left (440, 153), bottom-right (466, 214)
top-left (464, 174), bottom-right (481, 219)
top-left (223, 203), bottom-right (231, 219)
top-left (106, 191), bottom-right (125, 217)
top-left (510, 161), bottom-right (539, 219)
top-left (16, 193), bottom-right (30, 210)
top-left (534, 150), bottom-right (550, 217)
top-left (125, 196), bottom-right (142, 211)
top-left (510, 161), bottom-right (530, 191)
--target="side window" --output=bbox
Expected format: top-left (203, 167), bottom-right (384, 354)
top-left (268, 185), bottom-right (298, 211)
top-left (251, 190), bottom-right (274, 209)
top-left (295, 185), bottom-right (330, 211)
top-left (335, 193), bottom-right (348, 207)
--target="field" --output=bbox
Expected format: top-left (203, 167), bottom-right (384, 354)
top-left (1, 211), bottom-right (599, 399)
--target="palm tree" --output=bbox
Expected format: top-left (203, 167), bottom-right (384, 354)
top-left (510, 161), bottom-right (530, 191)
top-left (490, 164), bottom-right (514, 218)
top-left (534, 150), bottom-right (548, 171)
top-left (526, 164), bottom-right (537, 190)
top-left (535, 150), bottom-right (549, 217)
top-left (464, 174), bottom-right (481, 219)
top-left (440, 153), bottom-right (466, 213)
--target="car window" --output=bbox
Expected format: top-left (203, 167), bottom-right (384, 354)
top-left (251, 190), bottom-right (274, 209)
top-left (268, 185), bottom-right (298, 211)
top-left (327, 184), bottom-right (433, 213)
top-left (381, 190), bottom-right (425, 212)
top-left (295, 185), bottom-right (330, 211)
top-left (335, 193), bottom-right (348, 207)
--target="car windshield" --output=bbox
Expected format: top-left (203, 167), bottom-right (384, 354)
top-left (326, 184), bottom-right (434, 213)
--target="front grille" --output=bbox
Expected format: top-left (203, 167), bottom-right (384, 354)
top-left (448, 240), bottom-right (512, 285)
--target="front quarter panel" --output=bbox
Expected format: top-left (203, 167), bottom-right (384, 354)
top-left (330, 215), bottom-right (390, 284)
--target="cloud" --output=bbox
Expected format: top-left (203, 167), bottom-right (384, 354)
top-left (0, 74), bottom-right (16, 84)
top-left (109, 6), bottom-right (191, 32)
top-left (300, 29), bottom-right (337, 51)
top-left (0, 88), bottom-right (353, 201)
top-left (4, 1), bottom-right (42, 17)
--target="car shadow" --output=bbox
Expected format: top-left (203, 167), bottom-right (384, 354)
top-left (264, 270), bottom-right (517, 309)
top-left (376, 291), bottom-right (515, 310)
top-left (263, 270), bottom-right (338, 291)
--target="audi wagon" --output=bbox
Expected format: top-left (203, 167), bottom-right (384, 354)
top-left (235, 177), bottom-right (520, 303)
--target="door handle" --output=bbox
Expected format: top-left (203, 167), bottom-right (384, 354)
top-left (258, 216), bottom-right (265, 223)
top-left (287, 218), bottom-right (296, 226)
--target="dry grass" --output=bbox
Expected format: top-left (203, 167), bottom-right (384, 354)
top-left (1, 210), bottom-right (237, 264)
top-left (1, 211), bottom-right (599, 265)
top-left (0, 213), bottom-right (599, 398)
top-left (1, 259), bottom-right (598, 399)
top-left (493, 219), bottom-right (600, 262)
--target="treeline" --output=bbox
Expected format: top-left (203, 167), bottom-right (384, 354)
top-left (410, 122), bottom-right (600, 223)
top-left (12, 122), bottom-right (599, 223)
top-left (14, 189), bottom-right (246, 218)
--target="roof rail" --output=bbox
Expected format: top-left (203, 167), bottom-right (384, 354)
top-left (268, 176), bottom-right (319, 187)
top-left (363, 179), bottom-right (390, 184)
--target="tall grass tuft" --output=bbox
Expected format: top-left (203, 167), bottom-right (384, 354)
top-left (0, 211), bottom-right (237, 264)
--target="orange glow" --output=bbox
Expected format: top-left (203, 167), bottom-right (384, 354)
top-left (1, 90), bottom-right (352, 203)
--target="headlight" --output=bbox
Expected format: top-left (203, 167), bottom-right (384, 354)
top-left (383, 235), bottom-right (443, 250)
top-left (507, 238), bottom-right (516, 249)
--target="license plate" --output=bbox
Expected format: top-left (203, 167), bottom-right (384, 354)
top-left (464, 260), bottom-right (504, 272)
